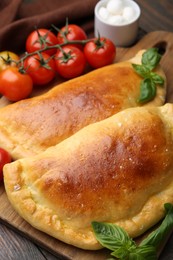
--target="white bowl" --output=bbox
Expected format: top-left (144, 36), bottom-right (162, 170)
top-left (94, 0), bottom-right (141, 47)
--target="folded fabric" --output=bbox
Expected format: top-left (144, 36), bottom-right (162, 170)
top-left (0, 0), bottom-right (98, 52)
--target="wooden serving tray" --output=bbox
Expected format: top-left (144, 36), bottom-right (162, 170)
top-left (1, 31), bottom-right (173, 260)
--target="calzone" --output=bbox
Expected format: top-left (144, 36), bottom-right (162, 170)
top-left (4, 103), bottom-right (173, 250)
top-left (0, 50), bottom-right (166, 160)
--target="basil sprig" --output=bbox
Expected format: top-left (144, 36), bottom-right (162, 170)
top-left (92, 203), bottom-right (173, 260)
top-left (132, 48), bottom-right (165, 103)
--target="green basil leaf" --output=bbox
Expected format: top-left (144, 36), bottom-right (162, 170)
top-left (138, 78), bottom-right (156, 103)
top-left (140, 203), bottom-right (173, 250)
top-left (132, 64), bottom-right (150, 78)
top-left (110, 244), bottom-right (157, 260)
top-left (129, 245), bottom-right (157, 260)
top-left (91, 221), bottom-right (135, 252)
top-left (110, 247), bottom-right (131, 259)
top-left (150, 72), bottom-right (165, 85)
top-left (92, 203), bottom-right (173, 260)
top-left (142, 48), bottom-right (162, 71)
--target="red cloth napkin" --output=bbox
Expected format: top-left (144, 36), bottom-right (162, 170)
top-left (0, 0), bottom-right (98, 52)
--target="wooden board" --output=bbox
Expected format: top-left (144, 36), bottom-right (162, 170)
top-left (1, 31), bottom-right (173, 260)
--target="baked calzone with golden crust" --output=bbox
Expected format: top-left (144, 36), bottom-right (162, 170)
top-left (0, 50), bottom-right (166, 160)
top-left (4, 103), bottom-right (173, 250)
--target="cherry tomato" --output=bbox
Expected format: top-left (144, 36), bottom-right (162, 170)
top-left (54, 46), bottom-right (86, 79)
top-left (0, 51), bottom-right (19, 71)
top-left (57, 24), bottom-right (87, 50)
top-left (0, 67), bottom-right (33, 101)
top-left (23, 53), bottom-right (56, 85)
top-left (26, 29), bottom-right (58, 56)
top-left (84, 37), bottom-right (116, 69)
top-left (0, 148), bottom-right (11, 181)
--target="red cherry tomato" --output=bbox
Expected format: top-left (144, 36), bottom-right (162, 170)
top-left (0, 67), bottom-right (33, 101)
top-left (26, 29), bottom-right (58, 56)
top-left (23, 53), bottom-right (56, 85)
top-left (84, 37), bottom-right (116, 69)
top-left (57, 24), bottom-right (87, 49)
top-left (0, 148), bottom-right (11, 181)
top-left (54, 46), bottom-right (86, 79)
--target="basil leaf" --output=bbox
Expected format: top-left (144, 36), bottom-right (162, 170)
top-left (140, 203), bottom-right (173, 250)
top-left (142, 48), bottom-right (162, 70)
top-left (138, 78), bottom-right (156, 103)
top-left (132, 64), bottom-right (150, 78)
top-left (150, 72), bottom-right (165, 85)
top-left (91, 221), bottom-right (135, 252)
top-left (129, 245), bottom-right (157, 260)
top-left (110, 247), bottom-right (132, 259)
top-left (111, 245), bottom-right (157, 260)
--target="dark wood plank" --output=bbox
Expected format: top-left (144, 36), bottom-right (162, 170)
top-left (0, 223), bottom-right (48, 260)
top-left (136, 0), bottom-right (173, 33)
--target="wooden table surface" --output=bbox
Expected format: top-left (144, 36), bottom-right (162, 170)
top-left (1, 0), bottom-right (173, 259)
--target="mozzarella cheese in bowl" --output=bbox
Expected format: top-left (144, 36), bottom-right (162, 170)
top-left (98, 0), bottom-right (138, 25)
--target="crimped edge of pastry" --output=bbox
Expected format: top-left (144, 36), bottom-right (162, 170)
top-left (3, 156), bottom-right (173, 250)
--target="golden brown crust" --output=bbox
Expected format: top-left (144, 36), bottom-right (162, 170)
top-left (0, 50), bottom-right (166, 159)
top-left (4, 103), bottom-right (173, 250)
